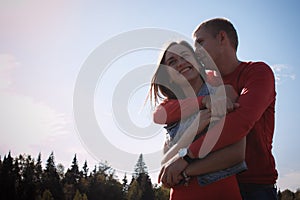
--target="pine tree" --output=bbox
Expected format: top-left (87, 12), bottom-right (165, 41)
top-left (87, 161), bottom-right (123, 200)
top-left (63, 155), bottom-right (82, 200)
top-left (122, 173), bottom-right (129, 195)
top-left (77, 161), bottom-right (89, 198)
top-left (82, 160), bottom-right (88, 178)
top-left (127, 179), bottom-right (142, 200)
top-left (35, 153), bottom-right (43, 198)
top-left (133, 154), bottom-right (148, 178)
top-left (0, 152), bottom-right (16, 200)
top-left (45, 152), bottom-right (56, 174)
top-left (128, 154), bottom-right (155, 200)
top-left (19, 155), bottom-right (36, 200)
top-left (136, 173), bottom-right (155, 200)
top-left (71, 155), bottom-right (80, 182)
top-left (43, 152), bottom-right (64, 200)
top-left (65, 154), bottom-right (80, 184)
top-left (13, 155), bottom-right (22, 199)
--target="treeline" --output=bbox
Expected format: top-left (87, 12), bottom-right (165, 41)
top-left (1, 151), bottom-right (299, 200)
top-left (278, 189), bottom-right (300, 200)
top-left (0, 152), bottom-right (169, 200)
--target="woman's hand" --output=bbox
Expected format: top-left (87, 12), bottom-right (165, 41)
top-left (158, 156), bottom-right (187, 188)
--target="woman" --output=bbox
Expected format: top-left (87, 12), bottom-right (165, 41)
top-left (149, 40), bottom-right (246, 200)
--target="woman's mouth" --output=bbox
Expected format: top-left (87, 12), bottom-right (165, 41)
top-left (179, 66), bottom-right (192, 74)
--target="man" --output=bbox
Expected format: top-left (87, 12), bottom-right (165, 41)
top-left (159, 18), bottom-right (278, 200)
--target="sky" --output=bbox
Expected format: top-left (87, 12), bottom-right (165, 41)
top-left (1, 0), bottom-right (300, 192)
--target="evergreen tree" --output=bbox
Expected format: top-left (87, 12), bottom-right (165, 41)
top-left (133, 154), bottom-right (148, 178)
top-left (127, 154), bottom-right (155, 200)
top-left (13, 155), bottom-right (22, 199)
top-left (45, 152), bottom-right (56, 173)
top-left (78, 161), bottom-right (89, 197)
top-left (65, 154), bottom-right (80, 184)
top-left (87, 162), bottom-right (123, 200)
top-left (0, 152), bottom-right (16, 200)
top-left (127, 179), bottom-right (142, 200)
top-left (104, 171), bottom-right (123, 200)
top-left (35, 153), bottom-right (43, 198)
top-left (63, 155), bottom-right (82, 200)
top-left (136, 173), bottom-right (155, 200)
top-left (43, 152), bottom-right (64, 200)
top-left (122, 173), bottom-right (129, 195)
top-left (87, 170), bottom-right (104, 200)
top-left (82, 160), bottom-right (88, 178)
top-left (19, 155), bottom-right (36, 200)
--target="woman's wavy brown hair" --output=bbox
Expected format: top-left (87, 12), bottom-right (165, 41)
top-left (149, 40), bottom-right (206, 106)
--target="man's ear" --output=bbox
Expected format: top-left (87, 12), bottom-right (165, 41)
top-left (217, 30), bottom-right (227, 45)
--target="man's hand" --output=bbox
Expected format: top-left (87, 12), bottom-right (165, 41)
top-left (196, 109), bottom-right (211, 131)
top-left (202, 85), bottom-right (239, 117)
top-left (158, 156), bottom-right (188, 188)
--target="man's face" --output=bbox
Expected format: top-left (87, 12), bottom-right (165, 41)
top-left (194, 28), bottom-right (220, 70)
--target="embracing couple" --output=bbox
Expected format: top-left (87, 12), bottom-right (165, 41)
top-left (149, 18), bottom-right (278, 200)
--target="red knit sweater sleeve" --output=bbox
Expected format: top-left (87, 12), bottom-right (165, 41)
top-left (153, 96), bottom-right (205, 124)
top-left (189, 62), bottom-right (276, 157)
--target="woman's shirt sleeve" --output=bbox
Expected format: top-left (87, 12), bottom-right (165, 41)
top-left (153, 96), bottom-right (205, 124)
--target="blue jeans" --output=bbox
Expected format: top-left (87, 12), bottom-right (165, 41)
top-left (240, 184), bottom-right (278, 200)
top-left (197, 161), bottom-right (247, 186)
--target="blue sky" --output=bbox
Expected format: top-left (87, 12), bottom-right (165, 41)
top-left (1, 0), bottom-right (300, 191)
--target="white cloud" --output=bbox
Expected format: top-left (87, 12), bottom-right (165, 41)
top-left (0, 90), bottom-right (69, 154)
top-left (0, 54), bottom-right (69, 156)
top-left (271, 64), bottom-right (296, 84)
top-left (0, 54), bottom-right (98, 170)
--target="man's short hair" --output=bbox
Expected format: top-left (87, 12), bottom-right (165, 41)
top-left (193, 18), bottom-right (239, 51)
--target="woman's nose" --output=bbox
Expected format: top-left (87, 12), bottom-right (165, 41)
top-left (176, 57), bottom-right (185, 69)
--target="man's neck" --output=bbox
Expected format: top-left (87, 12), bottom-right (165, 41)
top-left (219, 56), bottom-right (240, 77)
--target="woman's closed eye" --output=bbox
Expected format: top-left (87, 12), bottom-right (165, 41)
top-left (167, 59), bottom-right (177, 67)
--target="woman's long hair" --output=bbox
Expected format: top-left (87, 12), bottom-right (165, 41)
top-left (149, 40), bottom-right (206, 106)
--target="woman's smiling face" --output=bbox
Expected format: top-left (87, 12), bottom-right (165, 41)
top-left (164, 43), bottom-right (201, 86)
